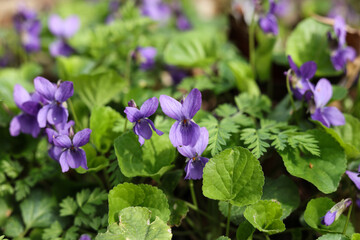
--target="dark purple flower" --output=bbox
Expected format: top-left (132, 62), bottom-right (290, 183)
top-left (49, 39), bottom-right (75, 57)
top-left (34, 77), bottom-right (73, 127)
top-left (346, 171), bottom-right (360, 189)
top-left (330, 16), bottom-right (356, 70)
top-left (321, 198), bottom-right (352, 226)
top-left (124, 97), bottom-right (163, 146)
top-left (13, 8), bottom-right (41, 52)
top-left (310, 78), bottom-right (345, 127)
top-left (166, 65), bottom-right (188, 85)
top-left (178, 127), bottom-right (209, 180)
top-left (258, 0), bottom-right (278, 35)
top-left (160, 88), bottom-right (201, 147)
top-left (134, 47), bottom-right (157, 70)
top-left (176, 14), bottom-right (192, 31)
top-left (357, 195), bottom-right (360, 208)
top-left (9, 84), bottom-right (42, 137)
top-left (287, 55), bottom-right (317, 100)
top-left (79, 234), bottom-right (91, 240)
top-left (141, 0), bottom-right (172, 24)
top-left (53, 128), bottom-right (91, 172)
top-left (46, 120), bottom-right (75, 161)
top-left (106, 0), bottom-right (121, 24)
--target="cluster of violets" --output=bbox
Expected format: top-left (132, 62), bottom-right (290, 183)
top-left (258, 0), bottom-right (279, 35)
top-left (10, 77), bottom-right (91, 173)
top-left (124, 88), bottom-right (209, 180)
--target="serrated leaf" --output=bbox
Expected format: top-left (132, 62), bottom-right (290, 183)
top-left (235, 93), bottom-right (271, 118)
top-left (244, 200), bottom-right (285, 235)
top-left (15, 180), bottom-right (31, 201)
top-left (215, 104), bottom-right (238, 118)
top-left (97, 207), bottom-right (172, 240)
top-left (76, 189), bottom-right (91, 207)
top-left (60, 197), bottom-right (78, 216)
top-left (1, 158), bottom-right (22, 179)
top-left (64, 226), bottom-right (79, 240)
top-left (20, 190), bottom-right (55, 229)
top-left (88, 188), bottom-right (108, 205)
top-left (304, 197), bottom-right (354, 235)
top-left (4, 216), bottom-right (24, 238)
top-left (168, 199), bottom-right (189, 227)
top-left (352, 234), bottom-right (360, 240)
top-left (200, 115), bottom-right (239, 156)
top-left (236, 220), bottom-right (255, 240)
top-left (114, 131), bottom-right (175, 178)
top-left (202, 147), bottom-right (264, 206)
top-left (42, 221), bottom-right (63, 240)
top-left (108, 183), bottom-right (170, 224)
top-left (241, 128), bottom-right (270, 158)
top-left (317, 234), bottom-right (350, 240)
top-left (279, 129), bottom-right (346, 194)
top-left (216, 237), bottom-right (231, 240)
top-left (262, 176), bottom-right (300, 219)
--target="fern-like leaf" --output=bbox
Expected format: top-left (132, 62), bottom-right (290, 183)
top-left (240, 128), bottom-right (270, 158)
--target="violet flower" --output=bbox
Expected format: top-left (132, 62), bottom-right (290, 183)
top-left (287, 55), bottom-right (317, 100)
top-left (259, 0), bottom-right (278, 35)
top-left (10, 84), bottom-right (42, 137)
top-left (124, 97), bottom-right (164, 146)
top-left (106, 0), bottom-right (121, 24)
top-left (53, 128), bottom-right (91, 172)
top-left (13, 8), bottom-right (41, 52)
top-left (160, 88), bottom-right (201, 147)
top-left (321, 198), bottom-right (352, 226)
top-left (173, 3), bottom-right (192, 31)
top-left (79, 234), bottom-right (91, 240)
top-left (46, 120), bottom-right (75, 161)
top-left (141, 0), bottom-right (171, 24)
top-left (166, 65), bottom-right (188, 85)
top-left (34, 76), bottom-right (73, 127)
top-left (330, 16), bottom-right (356, 71)
top-left (178, 127), bottom-right (209, 180)
top-left (346, 171), bottom-right (360, 190)
top-left (310, 78), bottom-right (345, 127)
top-left (134, 47), bottom-right (157, 70)
top-left (48, 14), bottom-right (80, 57)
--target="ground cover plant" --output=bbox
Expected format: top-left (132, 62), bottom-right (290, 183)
top-left (1, 0), bottom-right (360, 239)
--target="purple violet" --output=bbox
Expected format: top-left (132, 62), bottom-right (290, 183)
top-left (46, 120), bottom-right (75, 161)
top-left (321, 198), bottom-right (352, 226)
top-left (134, 47), bottom-right (157, 70)
top-left (258, 0), bottom-right (279, 35)
top-left (141, 0), bottom-right (172, 24)
top-left (346, 171), bottom-right (360, 190)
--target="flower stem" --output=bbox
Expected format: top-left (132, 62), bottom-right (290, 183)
top-left (265, 234), bottom-right (271, 240)
top-left (249, 11), bottom-right (256, 81)
top-left (226, 202), bottom-right (232, 237)
top-left (189, 180), bottom-right (198, 209)
top-left (68, 99), bottom-right (82, 130)
top-left (285, 71), bottom-right (296, 114)
top-left (123, 119), bottom-right (128, 133)
top-left (342, 203), bottom-right (353, 235)
top-left (125, 50), bottom-right (133, 87)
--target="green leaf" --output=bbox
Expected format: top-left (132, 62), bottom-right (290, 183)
top-left (15, 180), bottom-right (31, 201)
top-left (114, 131), bottom-right (175, 178)
top-left (168, 199), bottom-right (189, 227)
top-left (57, 56), bottom-right (95, 80)
top-left (215, 104), bottom-right (238, 118)
top-left (216, 237), bottom-right (231, 240)
top-left (77, 145), bottom-right (109, 173)
top-left (304, 197), bottom-right (354, 235)
top-left (1, 158), bottom-right (23, 179)
top-left (60, 197), bottom-right (78, 216)
top-left (218, 201), bottom-right (246, 225)
top-left (90, 106), bottom-right (124, 153)
top-left (97, 207), bottom-right (172, 240)
top-left (240, 128), bottom-right (270, 158)
top-left (0, 198), bottom-right (11, 226)
top-left (278, 129), bottom-right (346, 194)
top-left (235, 93), bottom-right (271, 118)
top-left (227, 60), bottom-right (260, 96)
top-left (72, 71), bottom-right (126, 110)
top-left (164, 30), bottom-right (218, 68)
top-left (262, 175), bottom-right (300, 219)
top-left (20, 191), bottom-right (55, 229)
top-left (352, 234), bottom-right (360, 240)
top-left (42, 221), bottom-right (63, 240)
top-left (317, 234), bottom-right (350, 240)
top-left (202, 147), bottom-right (264, 206)
top-left (200, 115), bottom-right (239, 156)
top-left (244, 200), bottom-right (285, 235)
top-left (331, 86), bottom-right (348, 101)
top-left (4, 216), bottom-right (24, 238)
top-left (108, 183), bottom-right (170, 224)
top-left (236, 220), bottom-right (255, 240)
top-left (286, 18), bottom-right (338, 76)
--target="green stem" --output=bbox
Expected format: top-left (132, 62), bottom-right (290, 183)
top-left (68, 99), bottom-right (82, 130)
top-left (123, 119), bottom-right (128, 133)
top-left (265, 234), bottom-right (271, 240)
top-left (285, 71), bottom-right (296, 114)
top-left (249, 11), bottom-right (256, 81)
top-left (226, 202), bottom-right (232, 237)
top-left (342, 203), bottom-right (353, 235)
top-left (189, 180), bottom-right (198, 209)
top-left (125, 50), bottom-right (133, 87)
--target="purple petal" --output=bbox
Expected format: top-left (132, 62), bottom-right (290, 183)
top-left (22, 101), bottom-right (41, 116)
top-left (322, 107), bottom-right (345, 126)
top-left (331, 47), bottom-right (356, 71)
top-left (49, 39), bottom-right (74, 57)
top-left (259, 14), bottom-right (278, 35)
top-left (10, 115), bottom-right (21, 136)
top-left (178, 121), bottom-right (200, 147)
top-left (46, 128), bottom-right (59, 144)
top-left (59, 151), bottom-right (70, 172)
top-left (300, 61), bottom-right (317, 79)
top-left (124, 107), bottom-right (143, 122)
top-left (54, 135), bottom-right (72, 148)
top-left (145, 119), bottom-right (164, 136)
top-left (37, 104), bottom-right (51, 128)
top-left (13, 114), bottom-right (40, 137)
top-left (61, 148), bottom-right (85, 169)
top-left (287, 55), bottom-right (300, 76)
top-left (77, 148), bottom-right (88, 170)
top-left (13, 84), bottom-right (31, 109)
top-left (177, 145), bottom-right (196, 158)
top-left (194, 127), bottom-right (209, 155)
top-left (138, 47), bottom-right (157, 70)
top-left (138, 135), bottom-right (145, 146)
top-left (47, 105), bottom-right (69, 125)
top-left (79, 234), bottom-right (92, 240)
top-left (176, 14), bottom-right (192, 31)
top-left (159, 95), bottom-right (183, 121)
top-left (334, 15), bottom-right (346, 46)
top-left (63, 16), bottom-right (80, 38)
top-left (55, 81), bottom-right (74, 102)
top-left (311, 108), bottom-right (330, 128)
top-left (73, 128), bottom-right (91, 147)
top-left (346, 171), bottom-right (360, 190)
top-left (140, 97), bottom-right (159, 117)
top-left (314, 78), bottom-right (332, 108)
top-left (184, 157), bottom-right (209, 180)
top-left (48, 14), bottom-right (64, 37)
top-left (169, 121), bottom-right (180, 147)
top-left (56, 120), bottom-right (75, 135)
top-left (34, 76), bottom-right (56, 101)
top-left (321, 211), bottom-right (336, 226)
top-left (134, 120), bottom-right (152, 140)
top-left (182, 88), bottom-right (202, 119)
top-left (48, 145), bottom-right (63, 161)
